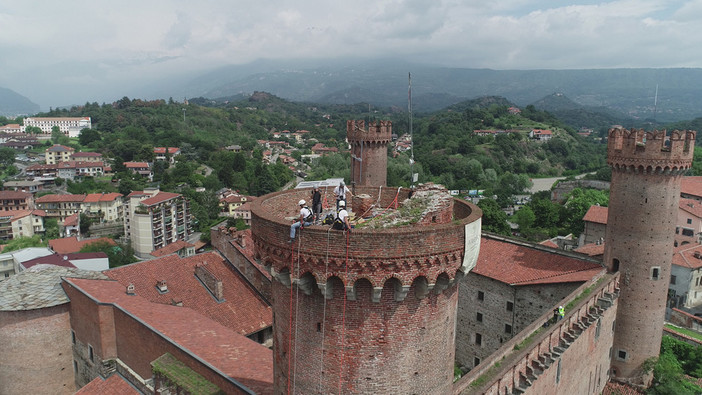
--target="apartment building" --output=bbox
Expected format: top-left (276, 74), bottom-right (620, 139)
top-left (45, 144), bottom-right (75, 164)
top-left (24, 116), bottom-right (91, 138)
top-left (123, 189), bottom-right (193, 257)
top-left (0, 209), bottom-right (46, 240)
top-left (82, 193), bottom-right (123, 223)
top-left (0, 190), bottom-right (34, 212)
top-left (72, 151), bottom-right (103, 162)
top-left (2, 180), bottom-right (44, 194)
top-left (35, 194), bottom-right (85, 221)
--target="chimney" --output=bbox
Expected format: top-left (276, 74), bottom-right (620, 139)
top-left (157, 280), bottom-right (168, 293)
top-left (126, 283), bottom-right (135, 295)
top-left (237, 233), bottom-right (246, 248)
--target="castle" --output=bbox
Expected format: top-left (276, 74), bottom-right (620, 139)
top-left (0, 123), bottom-right (696, 394)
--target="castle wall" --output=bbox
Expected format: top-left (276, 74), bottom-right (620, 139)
top-left (456, 274), bottom-right (582, 369)
top-left (347, 120), bottom-right (391, 187)
top-left (0, 305), bottom-right (75, 395)
top-left (251, 186), bottom-right (482, 394)
top-left (604, 128), bottom-right (695, 383)
top-left (63, 282), bottom-right (257, 394)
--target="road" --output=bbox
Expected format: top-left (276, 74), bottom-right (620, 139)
top-left (527, 173), bottom-right (593, 194)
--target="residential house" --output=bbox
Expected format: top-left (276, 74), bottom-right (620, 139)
top-left (149, 239), bottom-right (195, 258)
top-left (56, 161), bottom-right (105, 180)
top-left (677, 198), bottom-right (702, 246)
top-left (581, 205), bottom-right (608, 246)
top-left (0, 247), bottom-right (54, 278)
top-left (61, 212), bottom-right (80, 238)
top-left (225, 145), bottom-right (242, 152)
top-left (35, 194), bottom-right (86, 221)
top-left (670, 244), bottom-right (702, 308)
top-left (311, 143), bottom-right (339, 155)
top-left (2, 180), bottom-right (44, 194)
top-left (0, 209), bottom-right (45, 240)
top-left (82, 193), bottom-right (123, 223)
top-left (153, 147), bottom-right (180, 164)
top-left (45, 144), bottom-right (75, 164)
top-left (21, 252), bottom-right (109, 272)
top-left (0, 124), bottom-right (21, 133)
top-left (124, 161), bottom-right (152, 181)
top-left (0, 190), bottom-right (34, 212)
top-left (218, 191), bottom-right (252, 217)
top-left (681, 176), bottom-right (702, 202)
top-left (24, 116), bottom-right (91, 137)
top-left (529, 129), bottom-right (553, 141)
top-left (72, 151), bottom-right (103, 163)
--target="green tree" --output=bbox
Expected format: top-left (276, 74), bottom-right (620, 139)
top-left (477, 199), bottom-right (511, 236)
top-left (512, 206), bottom-right (536, 231)
top-left (51, 126), bottom-right (63, 143)
top-left (24, 125), bottom-right (42, 134)
top-left (79, 214), bottom-right (92, 235)
top-left (2, 235), bottom-right (46, 252)
top-left (0, 147), bottom-right (15, 167)
top-left (562, 188), bottom-right (609, 235)
top-left (79, 240), bottom-right (137, 268)
top-left (78, 128), bottom-right (101, 146)
top-left (44, 218), bottom-right (60, 239)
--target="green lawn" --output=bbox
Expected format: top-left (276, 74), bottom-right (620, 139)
top-left (665, 324), bottom-right (702, 342)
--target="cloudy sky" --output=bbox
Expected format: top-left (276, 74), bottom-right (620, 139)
top-left (1, 0), bottom-right (701, 109)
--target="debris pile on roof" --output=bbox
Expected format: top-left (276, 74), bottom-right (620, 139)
top-left (361, 183), bottom-right (453, 228)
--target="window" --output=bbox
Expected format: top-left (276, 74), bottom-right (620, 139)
top-left (475, 333), bottom-right (482, 345)
top-left (505, 324), bottom-right (512, 334)
top-left (683, 228), bottom-right (695, 237)
top-left (476, 312), bottom-right (483, 322)
top-left (88, 345), bottom-right (94, 362)
top-left (477, 291), bottom-right (484, 301)
top-left (611, 259), bottom-right (620, 272)
top-left (556, 359), bottom-right (562, 384)
top-left (71, 330), bottom-right (76, 345)
top-left (671, 275), bottom-right (677, 285)
top-left (506, 301), bottom-right (514, 312)
top-left (688, 218), bottom-right (693, 224)
top-left (474, 357), bottom-right (480, 367)
top-left (595, 319), bottom-right (601, 340)
top-left (618, 350), bottom-right (627, 360)
top-left (651, 267), bottom-right (660, 281)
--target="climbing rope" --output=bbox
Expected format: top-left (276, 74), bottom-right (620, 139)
top-left (318, 227), bottom-right (333, 393)
top-left (363, 186), bottom-right (402, 223)
top-left (337, 230), bottom-right (350, 394)
top-left (288, 239), bottom-right (295, 395)
top-left (292, 235), bottom-right (302, 394)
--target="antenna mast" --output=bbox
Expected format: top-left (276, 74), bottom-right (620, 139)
top-left (408, 72), bottom-right (415, 188)
top-left (653, 84), bottom-right (658, 129)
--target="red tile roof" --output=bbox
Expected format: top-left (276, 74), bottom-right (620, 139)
top-left (49, 236), bottom-right (116, 254)
top-left (538, 239), bottom-right (559, 249)
top-left (105, 251), bottom-right (272, 336)
top-left (72, 151), bottom-right (102, 157)
top-left (36, 194), bottom-right (86, 203)
top-left (602, 381), bottom-right (644, 395)
top-left (84, 192), bottom-right (123, 203)
top-left (22, 252), bottom-right (108, 269)
top-left (4, 209), bottom-right (45, 222)
top-left (64, 277), bottom-right (273, 394)
top-left (76, 374), bottom-right (141, 395)
top-left (126, 190), bottom-right (147, 197)
top-left (673, 243), bottom-right (702, 270)
top-left (230, 229), bottom-right (271, 281)
top-left (125, 161), bottom-right (150, 168)
top-left (0, 190), bottom-right (32, 200)
top-left (473, 237), bottom-right (604, 285)
top-left (150, 240), bottom-right (195, 257)
top-left (680, 198), bottom-right (702, 218)
top-left (681, 177), bottom-right (702, 199)
top-left (583, 205), bottom-right (608, 224)
top-left (46, 144), bottom-right (74, 152)
top-left (574, 243), bottom-right (605, 257)
top-left (63, 212), bottom-right (79, 227)
top-left (140, 192), bottom-right (182, 206)
top-left (154, 147), bottom-right (180, 154)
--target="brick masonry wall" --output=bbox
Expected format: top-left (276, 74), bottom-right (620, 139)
top-left (456, 275), bottom-right (581, 369)
top-left (211, 226), bottom-right (272, 301)
top-left (251, 187), bottom-right (482, 394)
top-left (0, 305), bottom-right (75, 395)
top-left (64, 282), bottom-right (256, 394)
top-left (272, 278), bottom-right (458, 394)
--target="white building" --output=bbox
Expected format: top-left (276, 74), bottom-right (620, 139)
top-left (24, 117), bottom-right (91, 138)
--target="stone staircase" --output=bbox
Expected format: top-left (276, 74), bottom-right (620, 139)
top-left (512, 290), bottom-right (619, 394)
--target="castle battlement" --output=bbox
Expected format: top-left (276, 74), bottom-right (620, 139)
top-left (607, 127), bottom-right (696, 173)
top-left (346, 120), bottom-right (392, 143)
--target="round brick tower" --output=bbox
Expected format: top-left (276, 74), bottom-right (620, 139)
top-left (347, 120), bottom-right (392, 187)
top-left (604, 127), bottom-right (695, 384)
top-left (250, 185), bottom-right (482, 394)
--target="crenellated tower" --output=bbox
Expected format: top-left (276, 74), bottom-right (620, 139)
top-left (249, 185), bottom-right (482, 394)
top-left (347, 120), bottom-right (392, 187)
top-left (604, 127), bottom-right (696, 384)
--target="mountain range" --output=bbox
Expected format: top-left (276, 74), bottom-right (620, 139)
top-left (2, 60), bottom-right (702, 123)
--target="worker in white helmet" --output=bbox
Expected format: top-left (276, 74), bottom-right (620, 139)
top-left (290, 199), bottom-right (314, 243)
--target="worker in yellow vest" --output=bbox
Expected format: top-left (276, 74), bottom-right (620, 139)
top-left (558, 305), bottom-right (565, 321)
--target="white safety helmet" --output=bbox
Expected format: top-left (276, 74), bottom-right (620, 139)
top-left (299, 199), bottom-right (306, 206)
top-left (338, 200), bottom-right (346, 207)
